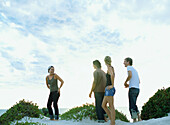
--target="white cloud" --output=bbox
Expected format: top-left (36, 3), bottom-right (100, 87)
top-left (0, 0), bottom-right (170, 109)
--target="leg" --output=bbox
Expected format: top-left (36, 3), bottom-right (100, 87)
top-left (47, 92), bottom-right (54, 120)
top-left (53, 91), bottom-right (60, 120)
top-left (137, 113), bottom-right (141, 121)
top-left (102, 96), bottom-right (111, 120)
top-left (133, 89), bottom-right (139, 113)
top-left (134, 89), bottom-right (141, 121)
top-left (95, 92), bottom-right (105, 122)
top-left (129, 88), bottom-right (139, 120)
top-left (133, 88), bottom-right (140, 121)
top-left (95, 93), bottom-right (100, 120)
top-left (108, 97), bottom-right (115, 125)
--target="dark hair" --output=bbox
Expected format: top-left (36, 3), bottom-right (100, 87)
top-left (48, 66), bottom-right (54, 73)
top-left (125, 57), bottom-right (133, 65)
top-left (93, 60), bottom-right (101, 68)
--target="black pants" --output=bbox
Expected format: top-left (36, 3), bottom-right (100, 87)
top-left (94, 92), bottom-right (106, 120)
top-left (47, 91), bottom-right (60, 116)
top-left (129, 88), bottom-right (139, 117)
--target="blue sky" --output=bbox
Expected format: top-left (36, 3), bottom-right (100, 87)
top-left (0, 0), bottom-right (170, 109)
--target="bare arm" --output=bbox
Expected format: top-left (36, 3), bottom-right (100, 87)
top-left (46, 76), bottom-right (50, 89)
top-left (55, 74), bottom-right (64, 89)
top-left (89, 71), bottom-right (98, 98)
top-left (89, 82), bottom-right (96, 98)
top-left (90, 82), bottom-right (96, 93)
top-left (124, 71), bottom-right (132, 88)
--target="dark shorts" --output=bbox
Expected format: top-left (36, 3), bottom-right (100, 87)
top-left (104, 87), bottom-right (116, 96)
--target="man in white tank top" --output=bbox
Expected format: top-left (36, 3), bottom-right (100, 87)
top-left (123, 57), bottom-right (141, 122)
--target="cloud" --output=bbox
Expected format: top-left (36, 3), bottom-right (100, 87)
top-left (11, 61), bottom-right (26, 70)
top-left (0, 0), bottom-right (170, 109)
top-left (0, 48), bottom-right (26, 71)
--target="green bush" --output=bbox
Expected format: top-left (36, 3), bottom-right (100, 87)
top-left (0, 99), bottom-right (42, 125)
top-left (60, 103), bottom-right (129, 122)
top-left (40, 108), bottom-right (50, 118)
top-left (14, 121), bottom-right (46, 125)
top-left (141, 87), bottom-right (170, 120)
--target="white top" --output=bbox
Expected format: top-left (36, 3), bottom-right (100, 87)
top-left (127, 66), bottom-right (140, 89)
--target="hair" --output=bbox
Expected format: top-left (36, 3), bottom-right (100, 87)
top-left (125, 57), bottom-right (133, 65)
top-left (48, 66), bottom-right (54, 73)
top-left (104, 56), bottom-right (112, 65)
top-left (93, 60), bottom-right (101, 68)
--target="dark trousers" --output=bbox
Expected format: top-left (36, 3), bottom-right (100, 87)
top-left (94, 92), bottom-right (106, 120)
top-left (128, 88), bottom-right (139, 117)
top-left (47, 91), bottom-right (60, 116)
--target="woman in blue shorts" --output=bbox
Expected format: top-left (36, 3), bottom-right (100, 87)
top-left (102, 56), bottom-right (116, 125)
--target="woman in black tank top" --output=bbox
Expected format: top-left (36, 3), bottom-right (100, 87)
top-left (102, 56), bottom-right (116, 125)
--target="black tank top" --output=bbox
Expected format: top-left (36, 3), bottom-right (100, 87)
top-left (106, 73), bottom-right (112, 87)
top-left (106, 66), bottom-right (114, 87)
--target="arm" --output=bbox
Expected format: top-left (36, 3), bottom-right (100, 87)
top-left (55, 74), bottom-right (64, 92)
top-left (124, 71), bottom-right (132, 88)
top-left (89, 81), bottom-right (96, 98)
top-left (46, 76), bottom-right (50, 89)
top-left (89, 71), bottom-right (98, 98)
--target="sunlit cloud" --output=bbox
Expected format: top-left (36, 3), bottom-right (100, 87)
top-left (0, 0), bottom-right (170, 109)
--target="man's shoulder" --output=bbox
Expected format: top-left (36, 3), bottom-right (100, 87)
top-left (97, 69), bottom-right (106, 75)
top-left (94, 68), bottom-right (103, 73)
top-left (127, 66), bottom-right (134, 70)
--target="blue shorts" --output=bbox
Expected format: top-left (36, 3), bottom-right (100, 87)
top-left (104, 87), bottom-right (116, 96)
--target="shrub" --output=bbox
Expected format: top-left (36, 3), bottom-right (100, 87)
top-left (14, 121), bottom-right (46, 125)
top-left (40, 108), bottom-right (50, 118)
top-left (0, 99), bottom-right (42, 125)
top-left (141, 87), bottom-right (170, 120)
top-left (60, 103), bottom-right (129, 122)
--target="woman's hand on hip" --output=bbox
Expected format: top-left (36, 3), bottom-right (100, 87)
top-left (107, 85), bottom-right (113, 90)
top-left (58, 88), bottom-right (60, 94)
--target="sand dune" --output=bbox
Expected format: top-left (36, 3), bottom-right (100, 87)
top-left (13, 113), bottom-right (170, 125)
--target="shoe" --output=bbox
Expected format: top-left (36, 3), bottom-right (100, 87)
top-left (49, 115), bottom-right (54, 120)
top-left (55, 115), bottom-right (59, 120)
top-left (98, 120), bottom-right (105, 123)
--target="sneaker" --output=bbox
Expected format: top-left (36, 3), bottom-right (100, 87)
top-left (98, 120), bottom-right (105, 123)
top-left (55, 115), bottom-right (59, 120)
top-left (49, 115), bottom-right (54, 120)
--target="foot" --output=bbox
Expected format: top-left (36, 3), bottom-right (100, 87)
top-left (98, 120), bottom-right (105, 123)
top-left (131, 109), bottom-right (138, 119)
top-left (137, 113), bottom-right (142, 121)
top-left (110, 121), bottom-right (115, 125)
top-left (55, 115), bottom-right (59, 120)
top-left (49, 115), bottom-right (54, 120)
top-left (104, 116), bottom-right (109, 122)
top-left (133, 118), bottom-right (137, 123)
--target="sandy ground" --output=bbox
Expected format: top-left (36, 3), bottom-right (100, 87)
top-left (12, 113), bottom-right (170, 125)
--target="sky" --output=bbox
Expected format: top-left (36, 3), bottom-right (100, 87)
top-left (0, 0), bottom-right (170, 110)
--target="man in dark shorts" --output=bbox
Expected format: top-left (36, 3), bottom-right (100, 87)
top-left (89, 60), bottom-right (106, 123)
